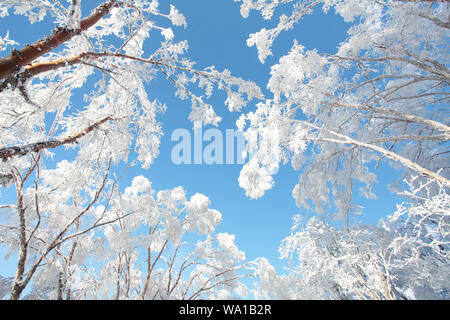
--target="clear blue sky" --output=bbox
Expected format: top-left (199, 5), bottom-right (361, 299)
top-left (0, 0), bottom-right (403, 279)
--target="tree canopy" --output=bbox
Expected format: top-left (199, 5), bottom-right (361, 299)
top-left (0, 0), bottom-right (448, 300)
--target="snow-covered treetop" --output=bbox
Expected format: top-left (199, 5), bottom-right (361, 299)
top-left (0, 0), bottom-right (259, 300)
top-left (234, 0), bottom-right (449, 224)
top-left (0, 0), bottom-right (262, 173)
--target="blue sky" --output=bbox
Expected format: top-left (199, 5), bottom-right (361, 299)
top-left (0, 0), bottom-right (404, 279)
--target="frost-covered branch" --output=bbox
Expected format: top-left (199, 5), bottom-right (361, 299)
top-left (8, 159), bottom-right (113, 299)
top-left (0, 0), bottom-right (120, 80)
top-left (323, 102), bottom-right (450, 136)
top-left (0, 116), bottom-right (113, 161)
top-left (295, 120), bottom-right (450, 187)
top-left (235, 0), bottom-right (450, 222)
top-left (253, 178), bottom-right (449, 299)
top-left (0, 1), bottom-right (259, 299)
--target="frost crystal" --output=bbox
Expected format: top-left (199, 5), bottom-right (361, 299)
top-left (169, 5), bottom-right (187, 28)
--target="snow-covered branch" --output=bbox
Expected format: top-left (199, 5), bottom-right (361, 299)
top-left (0, 116), bottom-right (113, 161)
top-left (255, 178), bottom-right (449, 300)
top-left (236, 0), bottom-right (449, 221)
top-left (0, 0), bottom-right (120, 80)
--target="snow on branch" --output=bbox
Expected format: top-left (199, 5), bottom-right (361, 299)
top-left (236, 0), bottom-right (450, 220)
top-left (0, 116), bottom-right (113, 161)
top-left (0, 0), bottom-right (119, 80)
top-left (66, 0), bottom-right (82, 30)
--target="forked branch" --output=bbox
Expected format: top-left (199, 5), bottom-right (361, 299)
top-left (0, 0), bottom-right (121, 80)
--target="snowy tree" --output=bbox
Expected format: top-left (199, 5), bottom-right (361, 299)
top-left (0, 0), bottom-right (261, 166)
top-left (1, 0), bottom-right (448, 301)
top-left (0, 0), bottom-right (260, 299)
top-left (16, 176), bottom-right (249, 300)
top-left (233, 0), bottom-right (449, 300)
top-left (251, 178), bottom-right (449, 300)
top-left (1, 158), bottom-right (128, 299)
top-left (234, 0), bottom-right (449, 225)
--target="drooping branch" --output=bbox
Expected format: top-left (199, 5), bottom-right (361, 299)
top-left (0, 0), bottom-right (120, 80)
top-left (0, 116), bottom-right (113, 161)
top-left (326, 102), bottom-right (450, 136)
top-left (298, 121), bottom-right (450, 187)
top-left (417, 12), bottom-right (450, 29)
top-left (325, 54), bottom-right (450, 81)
